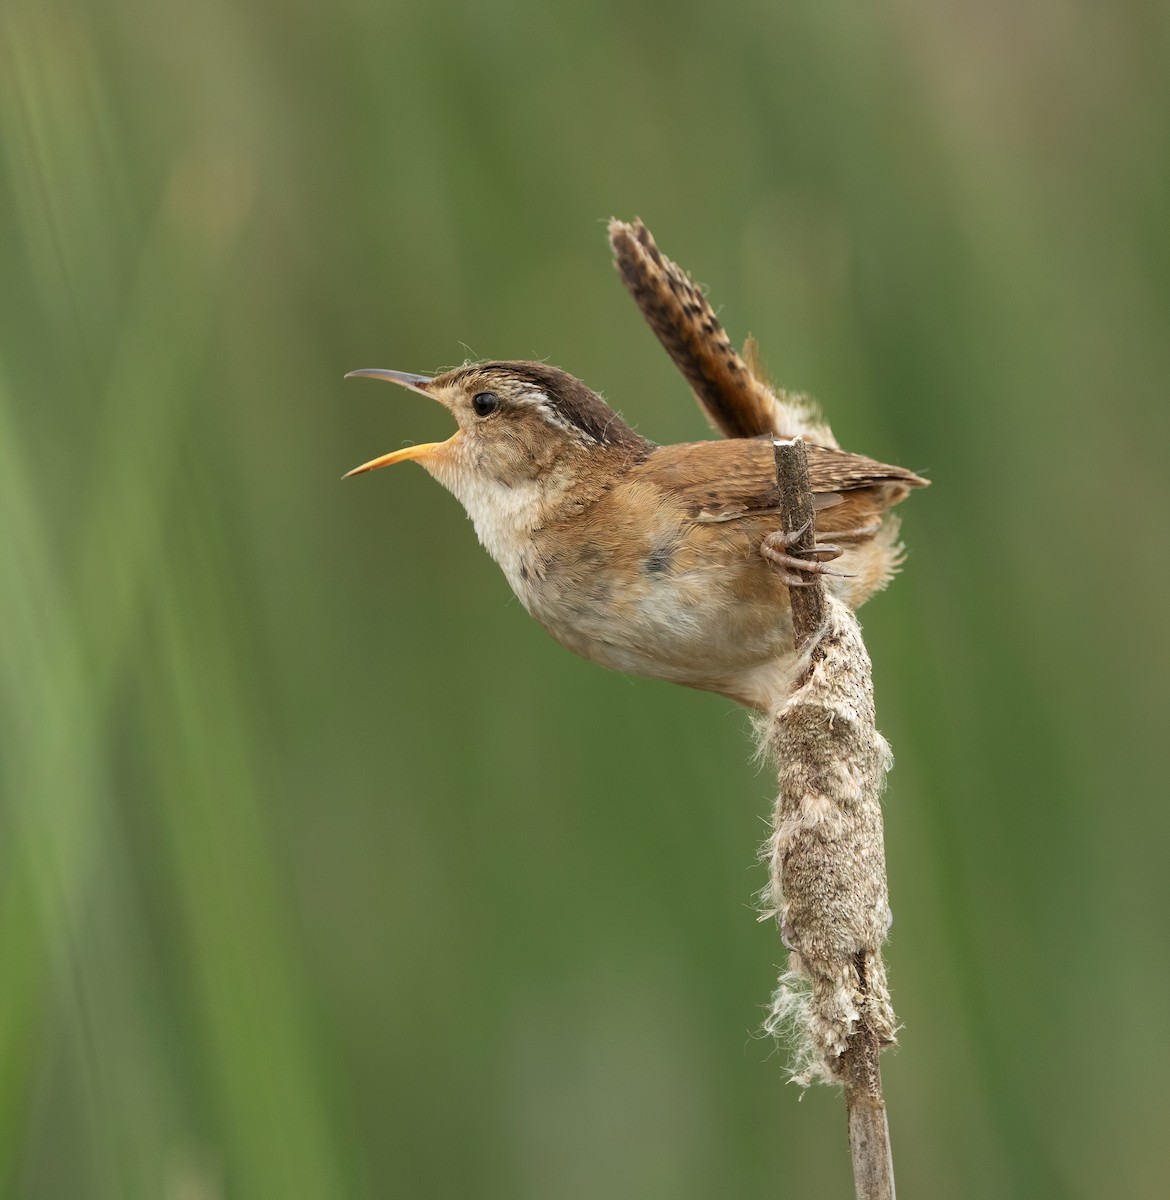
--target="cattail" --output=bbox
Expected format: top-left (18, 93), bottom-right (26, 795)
top-left (763, 437), bottom-right (898, 1199)
top-left (758, 593), bottom-right (896, 1083)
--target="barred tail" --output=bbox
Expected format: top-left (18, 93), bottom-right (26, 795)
top-left (609, 218), bottom-right (837, 447)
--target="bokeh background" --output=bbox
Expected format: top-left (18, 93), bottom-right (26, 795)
top-left (3, 0), bottom-right (1168, 1196)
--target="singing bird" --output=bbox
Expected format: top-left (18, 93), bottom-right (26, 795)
top-left (344, 357), bottom-right (927, 712)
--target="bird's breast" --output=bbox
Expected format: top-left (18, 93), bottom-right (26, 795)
top-left (449, 471), bottom-right (808, 707)
top-left (512, 497), bottom-right (797, 693)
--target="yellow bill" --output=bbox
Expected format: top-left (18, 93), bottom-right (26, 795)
top-left (343, 436), bottom-right (456, 478)
top-left (344, 366), bottom-right (454, 478)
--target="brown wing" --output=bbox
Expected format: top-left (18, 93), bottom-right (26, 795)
top-left (640, 439), bottom-right (928, 526)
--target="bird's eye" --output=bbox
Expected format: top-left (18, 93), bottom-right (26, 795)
top-left (472, 391), bottom-right (499, 417)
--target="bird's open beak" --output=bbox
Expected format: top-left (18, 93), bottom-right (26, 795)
top-left (343, 368), bottom-right (459, 478)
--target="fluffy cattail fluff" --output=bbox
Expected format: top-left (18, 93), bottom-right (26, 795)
top-left (757, 594), bottom-right (897, 1085)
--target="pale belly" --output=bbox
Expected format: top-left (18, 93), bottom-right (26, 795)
top-left (507, 542), bottom-right (807, 709)
top-left (463, 485), bottom-right (864, 710)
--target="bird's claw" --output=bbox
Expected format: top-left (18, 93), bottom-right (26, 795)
top-left (768, 518), bottom-right (814, 550)
top-left (761, 524), bottom-right (855, 584)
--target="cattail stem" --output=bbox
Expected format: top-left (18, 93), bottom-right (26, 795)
top-left (771, 437), bottom-right (897, 1200)
top-left (772, 437), bottom-right (827, 651)
top-left (841, 950), bottom-right (896, 1200)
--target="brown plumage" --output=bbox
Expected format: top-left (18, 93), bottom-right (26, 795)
top-left (344, 359), bottom-right (927, 709)
top-left (345, 213), bottom-right (924, 711)
top-left (642, 438), bottom-right (923, 522)
top-left (609, 218), bottom-right (837, 446)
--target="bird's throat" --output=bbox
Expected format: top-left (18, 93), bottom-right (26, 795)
top-left (424, 458), bottom-right (567, 600)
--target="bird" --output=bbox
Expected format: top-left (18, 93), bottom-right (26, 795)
top-left (343, 358), bottom-right (927, 712)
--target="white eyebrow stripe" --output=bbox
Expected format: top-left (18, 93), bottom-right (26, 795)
top-left (511, 386), bottom-right (598, 443)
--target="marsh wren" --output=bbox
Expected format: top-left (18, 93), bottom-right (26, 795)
top-left (344, 359), bottom-right (927, 711)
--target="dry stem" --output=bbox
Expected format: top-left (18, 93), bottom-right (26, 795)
top-left (772, 437), bottom-right (827, 646)
top-left (771, 438), bottom-right (896, 1200)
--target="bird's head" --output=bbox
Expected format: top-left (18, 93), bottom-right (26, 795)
top-left (344, 361), bottom-right (646, 497)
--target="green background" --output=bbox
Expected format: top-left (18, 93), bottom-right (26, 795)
top-left (3, 1), bottom-right (1167, 1196)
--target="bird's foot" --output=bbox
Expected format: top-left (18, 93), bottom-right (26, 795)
top-left (761, 520), bottom-right (855, 587)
